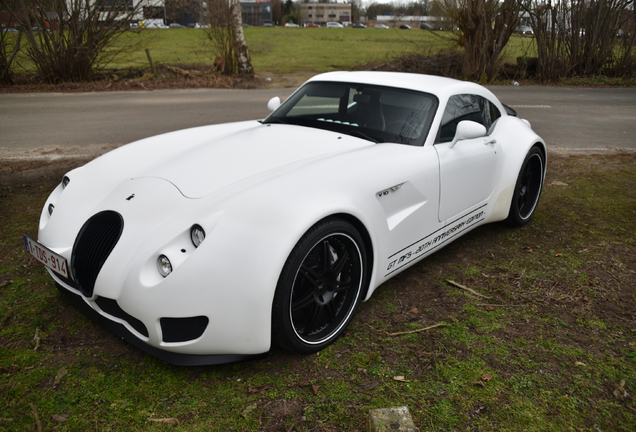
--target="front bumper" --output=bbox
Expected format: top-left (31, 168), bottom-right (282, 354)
top-left (56, 283), bottom-right (268, 366)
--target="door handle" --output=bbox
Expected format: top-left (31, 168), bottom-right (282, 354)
top-left (484, 139), bottom-right (497, 145)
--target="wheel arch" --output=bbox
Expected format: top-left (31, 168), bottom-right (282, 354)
top-left (487, 119), bottom-right (547, 224)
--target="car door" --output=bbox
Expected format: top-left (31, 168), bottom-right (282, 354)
top-left (435, 94), bottom-right (503, 222)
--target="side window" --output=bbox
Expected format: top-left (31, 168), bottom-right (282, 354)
top-left (481, 98), bottom-right (501, 135)
top-left (436, 94), bottom-right (501, 143)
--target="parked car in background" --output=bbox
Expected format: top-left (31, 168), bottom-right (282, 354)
top-left (352, 23), bottom-right (367, 29)
top-left (306, 23), bottom-right (320, 28)
top-left (263, 22), bottom-right (275, 27)
top-left (515, 26), bottom-right (533, 35)
top-left (169, 23), bottom-right (185, 28)
top-left (285, 23), bottom-right (299, 28)
top-left (420, 23), bottom-right (434, 30)
top-left (326, 22), bottom-right (343, 28)
top-left (399, 24), bottom-right (412, 30)
top-left (375, 24), bottom-right (389, 29)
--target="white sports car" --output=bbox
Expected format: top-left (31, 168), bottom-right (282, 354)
top-left (25, 72), bottom-right (546, 365)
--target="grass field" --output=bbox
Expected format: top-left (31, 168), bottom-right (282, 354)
top-left (9, 27), bottom-right (538, 76)
top-left (1, 152), bottom-right (635, 430)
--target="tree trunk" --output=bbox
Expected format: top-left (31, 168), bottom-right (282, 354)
top-left (231, 0), bottom-right (254, 75)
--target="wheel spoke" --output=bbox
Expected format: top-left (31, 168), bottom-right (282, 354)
top-left (330, 249), bottom-right (350, 274)
top-left (292, 291), bottom-right (315, 312)
top-left (325, 302), bottom-right (337, 321)
top-left (320, 240), bottom-right (331, 272)
top-left (303, 303), bottom-right (321, 334)
top-left (299, 264), bottom-right (320, 286)
top-left (334, 280), bottom-right (352, 292)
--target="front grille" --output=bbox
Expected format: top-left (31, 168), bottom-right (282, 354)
top-left (95, 297), bottom-right (149, 337)
top-left (72, 211), bottom-right (123, 297)
top-left (160, 316), bottom-right (209, 343)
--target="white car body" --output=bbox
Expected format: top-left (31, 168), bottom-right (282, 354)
top-left (31, 71), bottom-right (546, 365)
top-left (326, 22), bottom-right (344, 28)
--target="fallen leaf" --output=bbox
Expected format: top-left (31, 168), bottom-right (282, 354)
top-left (248, 385), bottom-right (270, 395)
top-left (555, 253), bottom-right (563, 257)
top-left (485, 305), bottom-right (495, 311)
top-left (410, 308), bottom-right (420, 315)
top-left (481, 374), bottom-right (493, 381)
top-left (147, 418), bottom-right (179, 424)
top-left (575, 361), bottom-right (586, 367)
top-left (550, 180), bottom-right (569, 186)
top-left (51, 414), bottom-right (69, 423)
top-left (471, 381), bottom-right (486, 387)
top-left (312, 385), bottom-right (320, 395)
top-left (393, 376), bottom-right (410, 382)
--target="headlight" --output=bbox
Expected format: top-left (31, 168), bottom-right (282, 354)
top-left (190, 225), bottom-right (205, 248)
top-left (157, 255), bottom-right (172, 277)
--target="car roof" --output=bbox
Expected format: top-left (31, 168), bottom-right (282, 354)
top-left (306, 71), bottom-right (499, 106)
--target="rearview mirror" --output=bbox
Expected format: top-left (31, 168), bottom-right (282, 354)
top-left (267, 96), bottom-right (281, 112)
top-left (450, 120), bottom-right (487, 148)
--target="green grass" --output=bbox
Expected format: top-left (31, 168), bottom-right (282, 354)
top-left (8, 27), bottom-right (461, 75)
top-left (106, 27), bottom-right (457, 74)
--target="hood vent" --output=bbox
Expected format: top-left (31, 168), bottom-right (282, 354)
top-left (72, 211), bottom-right (123, 297)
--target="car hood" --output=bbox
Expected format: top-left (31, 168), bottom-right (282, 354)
top-left (100, 121), bottom-right (373, 199)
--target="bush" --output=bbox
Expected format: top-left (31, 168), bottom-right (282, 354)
top-left (15, 0), bottom-right (142, 83)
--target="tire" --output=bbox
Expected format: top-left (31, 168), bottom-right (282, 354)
top-left (506, 146), bottom-right (545, 226)
top-left (272, 218), bottom-right (368, 354)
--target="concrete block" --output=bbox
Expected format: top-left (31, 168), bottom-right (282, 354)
top-left (367, 406), bottom-right (417, 431)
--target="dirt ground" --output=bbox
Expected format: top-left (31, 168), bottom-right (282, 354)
top-left (0, 67), bottom-right (314, 94)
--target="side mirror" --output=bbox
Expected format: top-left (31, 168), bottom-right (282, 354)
top-left (449, 120), bottom-right (487, 148)
top-left (267, 96), bottom-right (281, 112)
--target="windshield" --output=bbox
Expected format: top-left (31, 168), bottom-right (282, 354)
top-left (263, 81), bottom-right (438, 146)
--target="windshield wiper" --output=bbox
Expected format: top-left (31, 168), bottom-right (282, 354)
top-left (346, 129), bottom-right (379, 143)
top-left (263, 117), bottom-right (293, 125)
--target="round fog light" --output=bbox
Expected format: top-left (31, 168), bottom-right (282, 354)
top-left (157, 255), bottom-right (172, 277)
top-left (190, 225), bottom-right (205, 248)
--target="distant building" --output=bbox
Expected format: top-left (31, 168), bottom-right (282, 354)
top-left (241, 0), bottom-right (273, 27)
top-left (300, 3), bottom-right (351, 25)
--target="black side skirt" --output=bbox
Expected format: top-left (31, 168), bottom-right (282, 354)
top-left (56, 283), bottom-right (268, 367)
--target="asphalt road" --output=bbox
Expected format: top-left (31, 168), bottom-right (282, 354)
top-left (1, 85), bottom-right (635, 159)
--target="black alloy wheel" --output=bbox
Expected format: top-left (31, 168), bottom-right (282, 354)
top-left (272, 218), bottom-right (368, 354)
top-left (506, 146), bottom-right (545, 226)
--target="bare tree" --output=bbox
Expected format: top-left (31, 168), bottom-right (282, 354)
top-left (524, 0), bottom-right (635, 80)
top-left (0, 0), bottom-right (22, 84)
top-left (206, 0), bottom-right (253, 75)
top-left (14, 0), bottom-right (143, 83)
top-left (437, 0), bottom-right (525, 81)
top-left (272, 0), bottom-right (282, 24)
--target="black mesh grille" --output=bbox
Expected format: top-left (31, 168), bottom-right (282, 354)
top-left (160, 316), bottom-right (209, 343)
top-left (72, 211), bottom-right (123, 297)
top-left (95, 297), bottom-right (149, 337)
